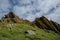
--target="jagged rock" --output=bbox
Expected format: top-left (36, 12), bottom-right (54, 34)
top-left (1, 12), bottom-right (23, 23)
top-left (50, 21), bottom-right (60, 32)
top-left (34, 16), bottom-right (60, 34)
top-left (0, 12), bottom-right (60, 34)
top-left (2, 12), bottom-right (18, 19)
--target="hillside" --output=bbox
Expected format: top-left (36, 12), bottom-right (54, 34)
top-left (0, 24), bottom-right (60, 40)
top-left (0, 12), bottom-right (60, 40)
top-left (0, 12), bottom-right (24, 23)
top-left (34, 16), bottom-right (60, 34)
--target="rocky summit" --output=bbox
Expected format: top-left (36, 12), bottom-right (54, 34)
top-left (0, 12), bottom-right (60, 34)
top-left (0, 12), bottom-right (23, 23)
top-left (0, 12), bottom-right (60, 40)
top-left (34, 16), bottom-right (60, 34)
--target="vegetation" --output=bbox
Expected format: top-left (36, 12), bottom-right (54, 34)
top-left (0, 12), bottom-right (60, 40)
top-left (0, 23), bottom-right (60, 40)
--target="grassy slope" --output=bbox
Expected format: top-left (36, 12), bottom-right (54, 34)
top-left (0, 24), bottom-right (60, 40)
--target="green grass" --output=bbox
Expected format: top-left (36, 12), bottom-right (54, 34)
top-left (0, 24), bottom-right (60, 40)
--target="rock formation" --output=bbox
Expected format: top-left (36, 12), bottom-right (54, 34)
top-left (34, 16), bottom-right (60, 34)
top-left (1, 12), bottom-right (23, 23)
top-left (0, 12), bottom-right (60, 34)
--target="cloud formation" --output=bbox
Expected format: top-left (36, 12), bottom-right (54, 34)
top-left (0, 0), bottom-right (60, 23)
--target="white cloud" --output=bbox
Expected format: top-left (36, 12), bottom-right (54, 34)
top-left (0, 0), bottom-right (60, 23)
top-left (46, 7), bottom-right (60, 24)
top-left (0, 0), bottom-right (11, 12)
top-left (0, 0), bottom-right (11, 18)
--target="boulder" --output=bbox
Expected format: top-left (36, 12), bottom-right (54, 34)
top-left (25, 30), bottom-right (36, 35)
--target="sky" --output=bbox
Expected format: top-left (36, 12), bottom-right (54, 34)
top-left (0, 0), bottom-right (60, 23)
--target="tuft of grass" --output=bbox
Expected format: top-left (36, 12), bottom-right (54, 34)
top-left (0, 24), bottom-right (60, 40)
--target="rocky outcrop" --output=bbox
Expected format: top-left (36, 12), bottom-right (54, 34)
top-left (0, 12), bottom-right (60, 34)
top-left (34, 16), bottom-right (60, 34)
top-left (1, 12), bottom-right (23, 23)
top-left (25, 30), bottom-right (36, 35)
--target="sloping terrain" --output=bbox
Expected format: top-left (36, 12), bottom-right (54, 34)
top-left (34, 16), bottom-right (60, 34)
top-left (0, 12), bottom-right (24, 23)
top-left (0, 12), bottom-right (60, 40)
top-left (0, 12), bottom-right (31, 25)
top-left (0, 24), bottom-right (60, 40)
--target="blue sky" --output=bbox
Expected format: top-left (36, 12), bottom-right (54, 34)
top-left (0, 0), bottom-right (60, 23)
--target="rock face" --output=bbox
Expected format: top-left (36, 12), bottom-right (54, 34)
top-left (0, 12), bottom-right (60, 34)
top-left (34, 16), bottom-right (60, 34)
top-left (1, 12), bottom-right (23, 23)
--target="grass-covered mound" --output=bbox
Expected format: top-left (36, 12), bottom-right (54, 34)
top-left (0, 24), bottom-right (60, 40)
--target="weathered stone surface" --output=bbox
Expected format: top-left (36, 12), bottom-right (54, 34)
top-left (25, 30), bottom-right (36, 35)
top-left (6, 23), bottom-right (13, 31)
top-left (34, 16), bottom-right (60, 34)
top-left (0, 12), bottom-right (60, 34)
top-left (1, 12), bottom-right (23, 23)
